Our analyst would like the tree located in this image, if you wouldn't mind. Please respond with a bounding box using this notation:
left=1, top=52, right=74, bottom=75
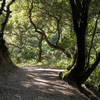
left=64, top=0, right=100, bottom=86
left=25, top=0, right=100, bottom=86
left=1, top=0, right=100, bottom=87
left=27, top=0, right=72, bottom=58
left=0, top=0, right=17, bottom=73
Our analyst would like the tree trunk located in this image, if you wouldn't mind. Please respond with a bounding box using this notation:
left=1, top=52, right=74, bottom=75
left=63, top=0, right=91, bottom=85
left=0, top=0, right=17, bottom=74
left=0, top=39, right=17, bottom=74
left=38, top=35, right=43, bottom=62
left=64, top=31, right=86, bottom=85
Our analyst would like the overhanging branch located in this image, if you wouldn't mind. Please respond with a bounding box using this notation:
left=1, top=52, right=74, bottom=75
left=28, top=1, right=71, bottom=57
left=87, top=13, right=100, bottom=67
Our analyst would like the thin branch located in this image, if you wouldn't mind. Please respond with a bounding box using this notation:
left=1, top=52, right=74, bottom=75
left=0, top=0, right=6, bottom=15
left=0, top=0, right=15, bottom=38
left=1, top=0, right=15, bottom=33
left=28, top=1, right=71, bottom=57
left=37, top=6, right=62, bottom=45
left=56, top=17, right=62, bottom=45
left=83, top=52, right=100, bottom=83
left=87, top=13, right=100, bottom=67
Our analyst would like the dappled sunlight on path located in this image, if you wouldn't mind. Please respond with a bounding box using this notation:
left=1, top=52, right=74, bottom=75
left=0, top=66, right=88, bottom=100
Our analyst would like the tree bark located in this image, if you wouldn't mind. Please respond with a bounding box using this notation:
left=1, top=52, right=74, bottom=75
left=64, top=32, right=86, bottom=85
left=0, top=39, right=17, bottom=74
left=64, top=0, right=91, bottom=85
left=38, top=35, right=43, bottom=62
left=0, top=0, right=17, bottom=74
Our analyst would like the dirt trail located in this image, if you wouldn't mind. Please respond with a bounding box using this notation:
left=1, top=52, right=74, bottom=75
left=0, top=66, right=88, bottom=100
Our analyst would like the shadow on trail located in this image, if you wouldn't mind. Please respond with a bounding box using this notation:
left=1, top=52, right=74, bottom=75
left=0, top=66, right=88, bottom=100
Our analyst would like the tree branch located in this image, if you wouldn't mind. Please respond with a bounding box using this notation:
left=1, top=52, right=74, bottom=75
left=0, top=0, right=6, bottom=15
left=87, top=13, right=100, bottom=67
left=0, top=0, right=15, bottom=38
left=28, top=1, right=71, bottom=57
left=82, top=52, right=100, bottom=83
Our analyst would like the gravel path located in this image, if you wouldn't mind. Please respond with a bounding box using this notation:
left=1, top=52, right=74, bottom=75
left=0, top=66, right=88, bottom=100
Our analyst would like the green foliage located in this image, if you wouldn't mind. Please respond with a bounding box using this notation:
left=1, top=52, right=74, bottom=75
left=21, top=46, right=38, bottom=59
left=2, top=0, right=100, bottom=88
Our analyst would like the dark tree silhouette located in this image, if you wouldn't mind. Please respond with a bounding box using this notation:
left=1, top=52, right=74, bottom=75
left=64, top=0, right=100, bottom=86
left=0, top=0, right=17, bottom=73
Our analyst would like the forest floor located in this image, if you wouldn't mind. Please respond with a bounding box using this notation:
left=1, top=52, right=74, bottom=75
left=0, top=66, right=99, bottom=100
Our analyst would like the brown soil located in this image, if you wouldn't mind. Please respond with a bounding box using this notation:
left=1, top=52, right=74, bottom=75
left=0, top=66, right=92, bottom=100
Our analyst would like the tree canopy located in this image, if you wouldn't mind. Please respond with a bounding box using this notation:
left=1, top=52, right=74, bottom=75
left=0, top=0, right=100, bottom=90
